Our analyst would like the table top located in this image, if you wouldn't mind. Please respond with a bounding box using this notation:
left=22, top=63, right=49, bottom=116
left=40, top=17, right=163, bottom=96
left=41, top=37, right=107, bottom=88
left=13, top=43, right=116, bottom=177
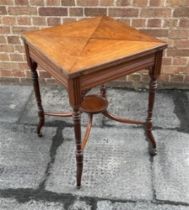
left=23, top=16, right=167, bottom=78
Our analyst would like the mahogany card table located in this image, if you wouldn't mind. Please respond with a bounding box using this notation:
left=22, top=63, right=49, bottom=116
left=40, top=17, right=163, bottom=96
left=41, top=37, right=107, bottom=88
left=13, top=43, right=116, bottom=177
left=22, top=16, right=167, bottom=188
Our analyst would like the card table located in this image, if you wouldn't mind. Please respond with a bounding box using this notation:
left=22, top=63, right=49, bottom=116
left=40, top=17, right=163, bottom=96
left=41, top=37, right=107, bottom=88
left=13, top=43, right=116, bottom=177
left=22, top=16, right=167, bottom=188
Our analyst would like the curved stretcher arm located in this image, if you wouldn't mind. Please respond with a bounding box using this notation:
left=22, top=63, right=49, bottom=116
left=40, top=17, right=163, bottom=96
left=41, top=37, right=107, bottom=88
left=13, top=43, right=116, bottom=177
left=102, top=110, right=145, bottom=125
left=44, top=112, right=73, bottom=117
left=81, top=113, right=93, bottom=150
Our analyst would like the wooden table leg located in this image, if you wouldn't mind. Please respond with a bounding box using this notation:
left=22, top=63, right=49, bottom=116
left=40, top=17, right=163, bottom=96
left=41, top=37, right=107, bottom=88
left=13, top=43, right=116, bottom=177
left=24, top=42, right=45, bottom=137
left=68, top=79, right=83, bottom=188
left=31, top=65, right=45, bottom=137
left=146, top=73, right=157, bottom=156
left=73, top=108, right=83, bottom=188
left=146, top=51, right=163, bottom=156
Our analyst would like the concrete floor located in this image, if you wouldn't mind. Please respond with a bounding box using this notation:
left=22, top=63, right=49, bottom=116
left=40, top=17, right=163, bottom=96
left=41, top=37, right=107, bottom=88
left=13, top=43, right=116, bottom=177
left=0, top=85, right=189, bottom=210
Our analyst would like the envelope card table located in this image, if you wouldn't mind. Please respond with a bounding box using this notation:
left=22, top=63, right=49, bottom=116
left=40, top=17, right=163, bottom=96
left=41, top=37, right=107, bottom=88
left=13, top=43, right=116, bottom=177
left=22, top=16, right=167, bottom=188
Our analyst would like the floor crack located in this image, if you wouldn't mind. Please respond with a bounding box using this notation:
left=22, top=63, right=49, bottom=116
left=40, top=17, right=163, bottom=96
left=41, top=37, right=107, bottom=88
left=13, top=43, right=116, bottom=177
left=1, top=188, right=189, bottom=207
left=172, top=90, right=189, bottom=134
left=38, top=121, right=65, bottom=191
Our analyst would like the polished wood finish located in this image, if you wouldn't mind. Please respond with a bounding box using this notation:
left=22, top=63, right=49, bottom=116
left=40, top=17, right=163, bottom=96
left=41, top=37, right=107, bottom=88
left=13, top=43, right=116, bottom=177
left=24, top=43, right=45, bottom=137
left=22, top=16, right=166, bottom=79
left=146, top=51, right=163, bottom=156
left=23, top=16, right=167, bottom=188
left=80, top=54, right=155, bottom=90
left=80, top=95, right=108, bottom=114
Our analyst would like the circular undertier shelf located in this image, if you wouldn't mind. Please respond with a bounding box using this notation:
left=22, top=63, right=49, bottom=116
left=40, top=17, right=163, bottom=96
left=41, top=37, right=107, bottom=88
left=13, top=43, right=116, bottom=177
left=80, top=94, right=108, bottom=114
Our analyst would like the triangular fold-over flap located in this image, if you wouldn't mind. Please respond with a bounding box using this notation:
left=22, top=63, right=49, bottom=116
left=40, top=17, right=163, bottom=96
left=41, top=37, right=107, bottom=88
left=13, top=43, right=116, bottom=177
left=92, top=16, right=162, bottom=43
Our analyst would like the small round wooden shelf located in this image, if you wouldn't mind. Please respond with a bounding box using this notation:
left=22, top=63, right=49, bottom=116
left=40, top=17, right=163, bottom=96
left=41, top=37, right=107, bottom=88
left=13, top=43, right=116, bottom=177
left=80, top=94, right=108, bottom=114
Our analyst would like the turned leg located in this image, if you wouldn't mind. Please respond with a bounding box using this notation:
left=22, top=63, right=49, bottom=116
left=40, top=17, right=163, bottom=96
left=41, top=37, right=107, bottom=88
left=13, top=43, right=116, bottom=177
left=146, top=73, right=157, bottom=156
left=73, top=109, right=83, bottom=188
left=30, top=63, right=45, bottom=137
left=100, top=84, right=106, bottom=98
left=146, top=51, right=163, bottom=156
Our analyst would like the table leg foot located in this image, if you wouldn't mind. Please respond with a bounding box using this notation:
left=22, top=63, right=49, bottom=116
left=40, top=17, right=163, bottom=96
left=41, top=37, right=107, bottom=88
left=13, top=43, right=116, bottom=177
left=76, top=152, right=83, bottom=188
left=37, top=111, right=45, bottom=137
left=149, top=146, right=157, bottom=156
left=146, top=65, right=159, bottom=157
left=30, top=62, right=45, bottom=138
left=147, top=132, right=157, bottom=156
left=146, top=123, right=157, bottom=156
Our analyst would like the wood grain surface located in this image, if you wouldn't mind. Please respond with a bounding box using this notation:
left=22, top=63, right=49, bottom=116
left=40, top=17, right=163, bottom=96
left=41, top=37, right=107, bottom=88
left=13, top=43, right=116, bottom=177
left=22, top=16, right=167, bottom=78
